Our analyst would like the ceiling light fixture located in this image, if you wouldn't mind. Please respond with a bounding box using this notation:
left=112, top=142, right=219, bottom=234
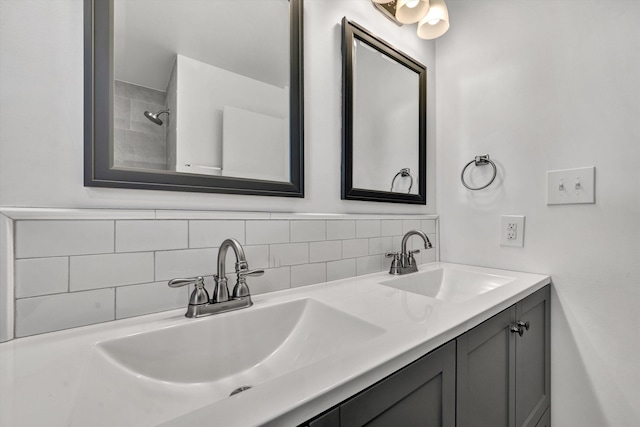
left=371, top=0, right=450, bottom=40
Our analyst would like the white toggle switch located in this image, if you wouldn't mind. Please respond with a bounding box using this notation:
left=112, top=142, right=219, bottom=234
left=547, top=167, right=595, bottom=205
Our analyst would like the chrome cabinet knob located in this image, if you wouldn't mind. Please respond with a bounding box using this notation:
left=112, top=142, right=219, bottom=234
left=510, top=321, right=531, bottom=337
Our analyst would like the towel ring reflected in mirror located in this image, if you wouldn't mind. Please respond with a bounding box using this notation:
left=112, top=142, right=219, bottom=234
left=390, top=168, right=413, bottom=193
left=460, top=154, right=497, bottom=190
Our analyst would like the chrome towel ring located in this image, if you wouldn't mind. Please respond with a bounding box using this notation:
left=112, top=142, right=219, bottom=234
left=461, top=154, right=497, bottom=190
left=390, top=168, right=413, bottom=193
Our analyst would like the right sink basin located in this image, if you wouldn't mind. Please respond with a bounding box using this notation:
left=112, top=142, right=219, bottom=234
left=379, top=266, right=515, bottom=303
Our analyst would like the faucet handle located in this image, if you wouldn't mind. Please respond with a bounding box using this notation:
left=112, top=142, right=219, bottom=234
left=385, top=252, right=401, bottom=275
left=237, top=268, right=265, bottom=278
left=168, top=276, right=210, bottom=306
left=407, top=250, right=421, bottom=267
left=168, top=276, right=205, bottom=288
left=232, top=268, right=264, bottom=298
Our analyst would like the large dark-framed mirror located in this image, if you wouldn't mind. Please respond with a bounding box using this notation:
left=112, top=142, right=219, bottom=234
left=341, top=18, right=426, bottom=205
left=84, top=0, right=304, bottom=197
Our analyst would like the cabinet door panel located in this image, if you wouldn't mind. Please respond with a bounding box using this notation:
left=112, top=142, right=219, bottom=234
left=516, top=286, right=551, bottom=427
left=340, top=341, right=455, bottom=427
left=457, top=307, right=516, bottom=427
left=308, top=407, right=340, bottom=427
left=366, top=374, right=442, bottom=426
left=534, top=407, right=550, bottom=427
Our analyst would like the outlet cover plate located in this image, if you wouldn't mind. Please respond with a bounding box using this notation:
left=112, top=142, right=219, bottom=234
left=500, top=215, right=525, bottom=247
left=547, top=167, right=595, bottom=205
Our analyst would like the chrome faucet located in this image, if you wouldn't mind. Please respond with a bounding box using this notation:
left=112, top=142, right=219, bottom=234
left=168, top=238, right=264, bottom=318
left=386, top=229, right=433, bottom=275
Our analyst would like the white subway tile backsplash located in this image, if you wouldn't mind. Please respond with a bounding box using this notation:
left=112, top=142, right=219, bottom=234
left=155, top=248, right=218, bottom=280
left=116, top=220, right=188, bottom=252
left=242, top=245, right=270, bottom=269
left=381, top=220, right=403, bottom=236
left=368, top=237, right=394, bottom=255
left=15, top=289, right=114, bottom=337
left=327, top=259, right=356, bottom=282
left=356, top=220, right=381, bottom=238
left=291, top=220, right=326, bottom=242
left=189, top=220, right=245, bottom=248
left=357, top=255, right=382, bottom=276
left=421, top=219, right=437, bottom=234
left=402, top=219, right=422, bottom=234
left=392, top=235, right=403, bottom=249
left=116, top=282, right=187, bottom=319
left=246, top=221, right=289, bottom=245
left=291, top=263, right=326, bottom=287
left=342, top=239, right=369, bottom=259
left=70, top=252, right=154, bottom=291
left=15, top=257, right=68, bottom=298
left=249, top=267, right=290, bottom=295
left=421, top=247, right=437, bottom=264
left=270, top=243, right=308, bottom=267
left=15, top=220, right=114, bottom=258
left=310, top=240, right=341, bottom=263
left=326, top=220, right=356, bottom=240
left=8, top=211, right=438, bottom=338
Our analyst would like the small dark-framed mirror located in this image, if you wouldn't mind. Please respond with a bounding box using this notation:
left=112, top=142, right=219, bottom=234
left=84, top=0, right=304, bottom=197
left=341, top=18, right=426, bottom=204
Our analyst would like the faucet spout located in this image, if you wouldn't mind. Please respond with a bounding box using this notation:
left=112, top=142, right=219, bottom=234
left=401, top=230, right=432, bottom=254
left=217, top=238, right=247, bottom=281
left=214, top=238, right=247, bottom=302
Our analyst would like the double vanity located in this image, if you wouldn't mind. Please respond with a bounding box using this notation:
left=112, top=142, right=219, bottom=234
left=0, top=257, right=550, bottom=427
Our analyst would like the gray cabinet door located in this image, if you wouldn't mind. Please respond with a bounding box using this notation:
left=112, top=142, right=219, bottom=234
left=340, top=340, right=456, bottom=427
left=456, top=306, right=516, bottom=427
left=457, top=285, right=551, bottom=427
left=308, top=408, right=340, bottom=427
left=534, top=407, right=550, bottom=427
left=516, top=286, right=551, bottom=427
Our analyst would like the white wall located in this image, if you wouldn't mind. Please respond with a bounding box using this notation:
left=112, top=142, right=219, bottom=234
left=436, top=1, right=640, bottom=426
left=0, top=0, right=436, bottom=214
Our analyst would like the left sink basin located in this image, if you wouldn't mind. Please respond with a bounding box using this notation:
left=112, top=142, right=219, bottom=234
left=98, top=298, right=384, bottom=385
left=70, top=298, right=384, bottom=426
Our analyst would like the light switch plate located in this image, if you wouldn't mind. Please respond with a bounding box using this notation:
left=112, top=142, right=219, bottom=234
left=547, top=167, right=595, bottom=205
left=500, top=215, right=525, bottom=247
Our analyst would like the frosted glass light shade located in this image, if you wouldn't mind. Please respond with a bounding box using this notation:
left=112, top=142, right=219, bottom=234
left=396, top=0, right=430, bottom=24
left=417, top=0, right=449, bottom=39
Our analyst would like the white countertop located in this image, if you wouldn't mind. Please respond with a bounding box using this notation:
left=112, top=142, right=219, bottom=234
left=0, top=262, right=549, bottom=427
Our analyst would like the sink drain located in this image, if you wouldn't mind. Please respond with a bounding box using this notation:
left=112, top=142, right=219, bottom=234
left=229, top=385, right=253, bottom=396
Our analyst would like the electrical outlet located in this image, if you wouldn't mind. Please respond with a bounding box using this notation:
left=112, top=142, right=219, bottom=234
left=501, top=215, right=525, bottom=247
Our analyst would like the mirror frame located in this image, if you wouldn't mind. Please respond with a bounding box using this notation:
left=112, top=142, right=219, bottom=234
left=84, top=0, right=304, bottom=197
left=341, top=18, right=426, bottom=205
